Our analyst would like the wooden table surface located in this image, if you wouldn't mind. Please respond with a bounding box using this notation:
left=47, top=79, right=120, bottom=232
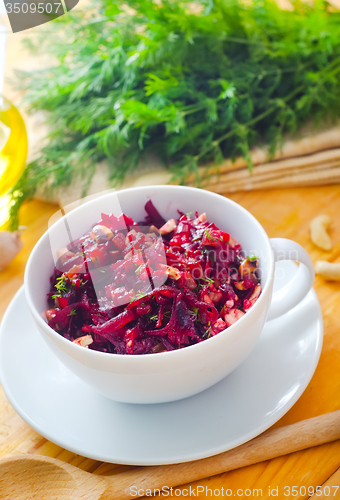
left=1, top=186, right=340, bottom=499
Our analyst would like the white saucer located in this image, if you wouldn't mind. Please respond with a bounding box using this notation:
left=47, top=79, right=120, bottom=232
left=0, top=261, right=323, bottom=466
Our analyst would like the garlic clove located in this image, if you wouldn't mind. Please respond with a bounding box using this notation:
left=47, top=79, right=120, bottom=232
left=0, top=231, right=23, bottom=271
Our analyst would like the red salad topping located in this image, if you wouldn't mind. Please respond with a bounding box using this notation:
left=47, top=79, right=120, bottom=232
left=45, top=202, right=261, bottom=354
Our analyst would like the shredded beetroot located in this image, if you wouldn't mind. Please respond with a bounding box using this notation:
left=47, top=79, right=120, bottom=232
left=46, top=202, right=262, bottom=354
left=91, top=309, right=138, bottom=335
left=143, top=200, right=166, bottom=228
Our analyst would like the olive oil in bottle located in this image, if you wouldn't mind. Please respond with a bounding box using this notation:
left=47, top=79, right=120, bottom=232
left=0, top=97, right=28, bottom=229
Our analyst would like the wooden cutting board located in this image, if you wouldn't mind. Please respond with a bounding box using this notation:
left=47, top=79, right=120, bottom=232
left=1, top=185, right=340, bottom=499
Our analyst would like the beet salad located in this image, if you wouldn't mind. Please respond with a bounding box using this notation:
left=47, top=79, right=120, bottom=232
left=45, top=201, right=262, bottom=355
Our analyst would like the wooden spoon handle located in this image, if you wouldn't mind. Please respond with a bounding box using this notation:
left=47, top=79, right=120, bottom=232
left=102, top=410, right=340, bottom=500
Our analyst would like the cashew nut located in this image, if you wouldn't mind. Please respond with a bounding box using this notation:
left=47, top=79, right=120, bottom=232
left=159, top=218, right=177, bottom=235
left=315, top=260, right=340, bottom=281
left=73, top=335, right=94, bottom=348
left=91, top=224, right=114, bottom=242
left=310, top=215, right=332, bottom=250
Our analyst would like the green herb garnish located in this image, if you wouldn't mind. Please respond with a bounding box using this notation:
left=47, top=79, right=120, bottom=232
left=9, top=0, right=340, bottom=228
left=192, top=234, right=203, bottom=242
left=135, top=264, right=143, bottom=274
left=56, top=275, right=68, bottom=291
left=200, top=276, right=215, bottom=287
left=204, top=229, right=216, bottom=242
left=130, top=290, right=149, bottom=301
left=52, top=274, right=69, bottom=298
left=203, top=322, right=212, bottom=339
left=150, top=311, right=171, bottom=322
left=67, top=309, right=77, bottom=317
left=246, top=255, right=258, bottom=262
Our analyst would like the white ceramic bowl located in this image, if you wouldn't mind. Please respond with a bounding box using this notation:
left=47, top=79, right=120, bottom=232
left=24, top=186, right=315, bottom=404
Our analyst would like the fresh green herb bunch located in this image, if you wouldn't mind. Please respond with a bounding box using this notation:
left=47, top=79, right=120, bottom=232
left=10, top=0, right=340, bottom=227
